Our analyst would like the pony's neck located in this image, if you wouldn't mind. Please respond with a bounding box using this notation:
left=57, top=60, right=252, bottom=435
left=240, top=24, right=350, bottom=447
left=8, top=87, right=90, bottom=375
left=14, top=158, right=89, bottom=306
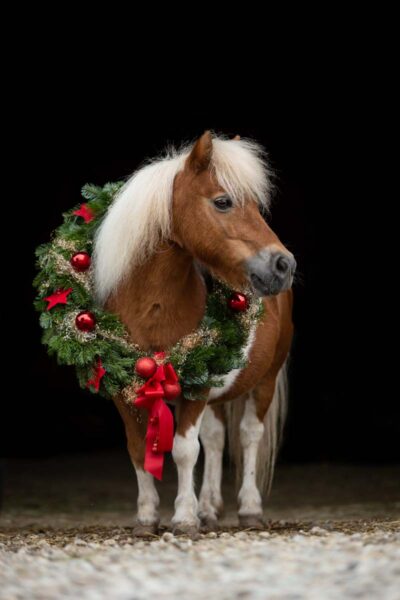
left=107, top=242, right=206, bottom=351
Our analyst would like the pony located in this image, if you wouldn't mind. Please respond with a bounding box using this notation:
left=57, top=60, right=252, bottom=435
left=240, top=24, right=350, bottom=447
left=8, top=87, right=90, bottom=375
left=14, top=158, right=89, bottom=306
left=94, top=131, right=296, bottom=535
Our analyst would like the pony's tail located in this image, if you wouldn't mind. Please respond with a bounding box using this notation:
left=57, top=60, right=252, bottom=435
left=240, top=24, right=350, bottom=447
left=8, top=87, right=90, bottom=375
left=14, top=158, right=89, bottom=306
left=226, top=362, right=288, bottom=496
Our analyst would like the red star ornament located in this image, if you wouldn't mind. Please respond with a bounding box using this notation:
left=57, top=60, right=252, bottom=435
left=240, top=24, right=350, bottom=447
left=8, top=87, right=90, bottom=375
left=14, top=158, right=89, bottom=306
left=44, top=288, right=73, bottom=311
left=87, top=358, right=106, bottom=392
left=73, top=203, right=95, bottom=223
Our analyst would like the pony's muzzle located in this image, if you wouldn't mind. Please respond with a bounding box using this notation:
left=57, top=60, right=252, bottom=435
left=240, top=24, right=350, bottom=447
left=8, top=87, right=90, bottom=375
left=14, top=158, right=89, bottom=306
left=246, top=248, right=296, bottom=297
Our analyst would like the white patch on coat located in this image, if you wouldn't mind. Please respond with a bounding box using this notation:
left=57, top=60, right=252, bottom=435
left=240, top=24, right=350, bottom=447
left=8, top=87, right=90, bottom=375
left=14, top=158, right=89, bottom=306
left=208, top=324, right=257, bottom=400
left=198, top=406, right=225, bottom=521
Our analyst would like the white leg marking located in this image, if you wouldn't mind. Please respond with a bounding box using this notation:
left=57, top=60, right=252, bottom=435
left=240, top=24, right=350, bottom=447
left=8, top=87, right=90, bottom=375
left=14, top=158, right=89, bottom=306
left=238, top=394, right=264, bottom=517
left=172, top=412, right=204, bottom=527
left=199, top=406, right=225, bottom=522
left=134, top=467, right=160, bottom=526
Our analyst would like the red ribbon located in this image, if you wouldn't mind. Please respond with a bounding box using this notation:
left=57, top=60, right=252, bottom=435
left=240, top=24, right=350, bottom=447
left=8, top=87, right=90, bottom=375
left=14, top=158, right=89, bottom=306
left=134, top=358, right=177, bottom=480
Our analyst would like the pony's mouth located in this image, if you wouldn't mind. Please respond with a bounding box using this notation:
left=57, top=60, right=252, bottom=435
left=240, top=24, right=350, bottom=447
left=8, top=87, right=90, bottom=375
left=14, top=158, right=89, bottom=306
left=250, top=273, right=287, bottom=297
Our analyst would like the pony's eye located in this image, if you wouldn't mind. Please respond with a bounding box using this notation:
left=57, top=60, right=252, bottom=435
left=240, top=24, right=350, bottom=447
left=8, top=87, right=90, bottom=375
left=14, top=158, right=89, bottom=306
left=213, top=196, right=233, bottom=211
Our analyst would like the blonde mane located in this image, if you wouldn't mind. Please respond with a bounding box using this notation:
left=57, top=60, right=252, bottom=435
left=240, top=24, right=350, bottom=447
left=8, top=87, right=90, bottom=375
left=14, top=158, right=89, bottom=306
left=94, top=135, right=272, bottom=304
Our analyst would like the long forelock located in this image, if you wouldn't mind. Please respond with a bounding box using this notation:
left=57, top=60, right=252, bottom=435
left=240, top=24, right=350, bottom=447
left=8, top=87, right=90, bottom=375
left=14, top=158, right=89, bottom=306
left=212, top=137, right=271, bottom=206
left=94, top=135, right=271, bottom=303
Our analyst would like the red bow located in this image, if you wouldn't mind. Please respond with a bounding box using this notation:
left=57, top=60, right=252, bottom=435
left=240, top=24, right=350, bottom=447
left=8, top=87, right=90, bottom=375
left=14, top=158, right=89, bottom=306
left=134, top=360, right=177, bottom=480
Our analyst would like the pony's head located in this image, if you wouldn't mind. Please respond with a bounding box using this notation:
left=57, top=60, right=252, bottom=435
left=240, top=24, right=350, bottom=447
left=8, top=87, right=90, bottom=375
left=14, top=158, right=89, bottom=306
left=171, top=131, right=296, bottom=296
left=94, top=132, right=296, bottom=303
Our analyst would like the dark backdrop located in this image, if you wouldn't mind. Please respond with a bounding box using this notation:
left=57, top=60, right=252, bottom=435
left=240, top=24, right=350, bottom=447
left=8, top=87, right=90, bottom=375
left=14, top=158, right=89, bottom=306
left=3, top=94, right=397, bottom=463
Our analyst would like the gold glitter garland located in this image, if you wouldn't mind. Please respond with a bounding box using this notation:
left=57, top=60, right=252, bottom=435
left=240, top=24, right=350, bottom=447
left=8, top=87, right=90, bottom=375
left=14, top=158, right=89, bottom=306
left=58, top=308, right=141, bottom=351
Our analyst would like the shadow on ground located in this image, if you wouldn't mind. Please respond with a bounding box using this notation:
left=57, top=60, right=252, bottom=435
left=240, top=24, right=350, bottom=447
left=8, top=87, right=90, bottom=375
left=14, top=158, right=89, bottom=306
left=1, top=450, right=399, bottom=536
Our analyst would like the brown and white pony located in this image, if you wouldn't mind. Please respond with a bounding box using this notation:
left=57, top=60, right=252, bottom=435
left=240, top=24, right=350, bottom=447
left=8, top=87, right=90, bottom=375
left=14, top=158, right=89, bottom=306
left=94, top=132, right=296, bottom=535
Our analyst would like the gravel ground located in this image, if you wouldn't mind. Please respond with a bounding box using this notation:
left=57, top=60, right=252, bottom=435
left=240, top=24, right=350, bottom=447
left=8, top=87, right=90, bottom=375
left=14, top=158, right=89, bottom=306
left=1, top=523, right=399, bottom=600
left=1, top=453, right=399, bottom=599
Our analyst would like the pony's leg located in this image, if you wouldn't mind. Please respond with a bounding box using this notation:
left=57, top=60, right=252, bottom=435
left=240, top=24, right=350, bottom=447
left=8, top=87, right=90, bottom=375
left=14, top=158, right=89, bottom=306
left=238, top=392, right=264, bottom=527
left=113, top=396, right=160, bottom=535
left=172, top=398, right=207, bottom=535
left=238, top=374, right=277, bottom=528
left=198, top=404, right=225, bottom=530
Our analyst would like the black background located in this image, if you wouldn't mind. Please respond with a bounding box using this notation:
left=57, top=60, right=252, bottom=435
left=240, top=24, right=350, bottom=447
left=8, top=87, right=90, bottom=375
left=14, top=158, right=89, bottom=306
left=3, top=68, right=397, bottom=464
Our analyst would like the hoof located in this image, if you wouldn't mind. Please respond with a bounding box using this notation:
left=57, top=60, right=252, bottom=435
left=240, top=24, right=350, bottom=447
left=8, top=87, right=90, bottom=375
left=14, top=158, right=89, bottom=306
left=239, top=515, right=265, bottom=530
left=172, top=523, right=201, bottom=539
left=133, top=522, right=159, bottom=537
left=200, top=517, right=219, bottom=533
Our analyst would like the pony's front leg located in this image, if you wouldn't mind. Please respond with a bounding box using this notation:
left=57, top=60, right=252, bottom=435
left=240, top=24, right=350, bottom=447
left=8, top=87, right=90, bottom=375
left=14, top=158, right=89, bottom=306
left=113, top=396, right=160, bottom=536
left=172, top=398, right=207, bottom=535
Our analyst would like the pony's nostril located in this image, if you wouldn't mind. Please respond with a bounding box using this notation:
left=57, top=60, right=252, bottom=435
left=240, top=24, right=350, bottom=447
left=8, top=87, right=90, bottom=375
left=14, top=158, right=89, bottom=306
left=275, top=256, right=290, bottom=274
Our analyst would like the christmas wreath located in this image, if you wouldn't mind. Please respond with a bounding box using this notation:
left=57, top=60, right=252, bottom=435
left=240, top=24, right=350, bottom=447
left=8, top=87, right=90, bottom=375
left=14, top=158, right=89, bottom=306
left=34, top=182, right=264, bottom=404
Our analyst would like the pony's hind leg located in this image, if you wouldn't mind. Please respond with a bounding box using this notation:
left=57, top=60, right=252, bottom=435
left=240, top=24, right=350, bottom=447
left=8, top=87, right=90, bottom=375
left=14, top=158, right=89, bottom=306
left=113, top=395, right=160, bottom=536
left=238, top=372, right=280, bottom=528
left=198, top=404, right=225, bottom=531
left=172, top=398, right=207, bottom=536
left=238, top=392, right=265, bottom=528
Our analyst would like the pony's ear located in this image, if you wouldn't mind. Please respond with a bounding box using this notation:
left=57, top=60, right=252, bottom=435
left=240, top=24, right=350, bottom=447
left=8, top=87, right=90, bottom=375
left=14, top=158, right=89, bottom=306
left=187, top=131, right=213, bottom=172
left=233, top=134, right=241, bottom=141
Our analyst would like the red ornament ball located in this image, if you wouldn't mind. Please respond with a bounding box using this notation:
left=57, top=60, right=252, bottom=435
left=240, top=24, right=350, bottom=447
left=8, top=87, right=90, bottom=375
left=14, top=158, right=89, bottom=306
left=75, top=310, right=96, bottom=332
left=228, top=292, right=249, bottom=312
left=135, top=357, right=157, bottom=379
left=163, top=381, right=181, bottom=401
left=70, top=251, right=91, bottom=272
